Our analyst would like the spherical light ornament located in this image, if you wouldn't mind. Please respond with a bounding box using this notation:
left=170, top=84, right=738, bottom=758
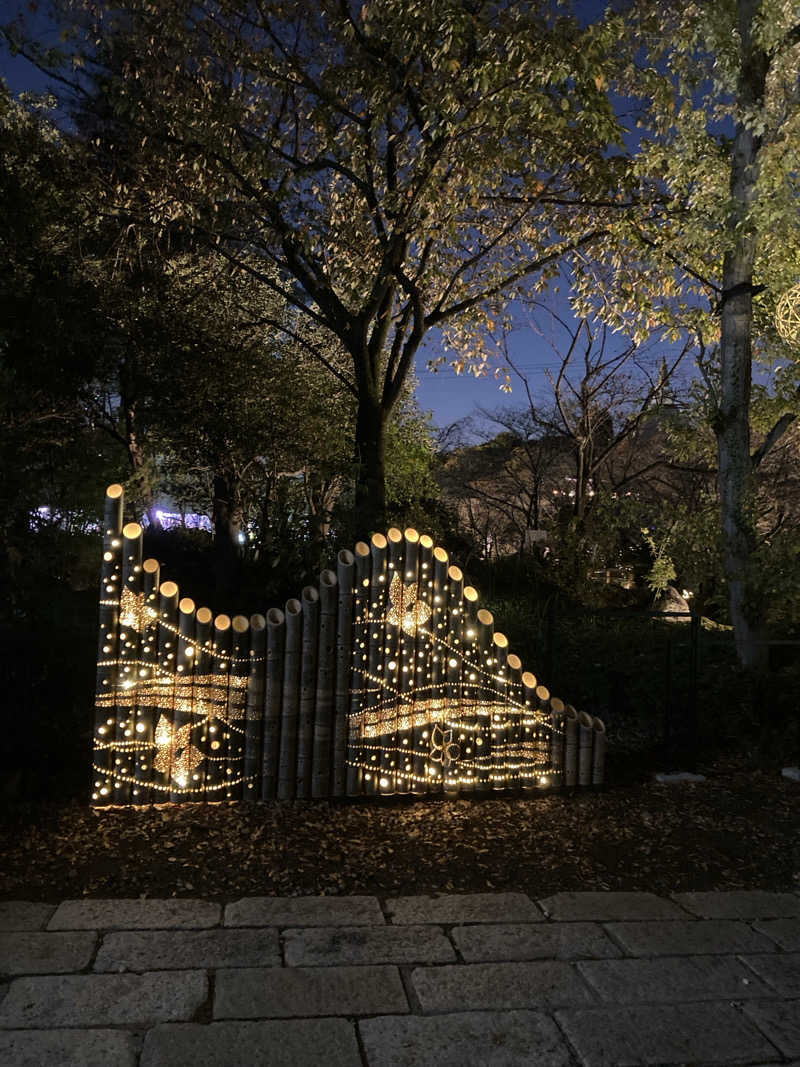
left=775, top=283, right=800, bottom=348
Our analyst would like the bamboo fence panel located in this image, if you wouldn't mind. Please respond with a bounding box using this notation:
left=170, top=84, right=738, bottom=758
left=277, top=599, right=302, bottom=799
left=262, top=607, right=285, bottom=800
left=244, top=614, right=266, bottom=803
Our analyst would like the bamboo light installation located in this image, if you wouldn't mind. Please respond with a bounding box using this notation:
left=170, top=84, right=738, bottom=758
left=92, top=485, right=607, bottom=804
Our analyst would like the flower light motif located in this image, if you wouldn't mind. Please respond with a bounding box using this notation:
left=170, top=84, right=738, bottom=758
left=430, top=723, right=460, bottom=768
left=775, top=283, right=800, bottom=348
left=153, top=714, right=204, bottom=785
left=385, top=572, right=431, bottom=634
left=119, top=587, right=154, bottom=632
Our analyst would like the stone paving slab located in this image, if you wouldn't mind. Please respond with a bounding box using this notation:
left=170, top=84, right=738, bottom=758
left=0, top=1028, right=139, bottom=1067
left=386, top=893, right=542, bottom=925
left=411, top=960, right=594, bottom=1013
left=359, top=1010, right=573, bottom=1067
left=577, top=955, right=774, bottom=1002
left=741, top=953, right=800, bottom=995
left=672, top=891, right=800, bottom=919
left=283, top=925, right=456, bottom=966
left=0, top=932, right=97, bottom=975
left=225, top=896, right=384, bottom=927
left=0, top=970, right=208, bottom=1028
left=214, top=965, right=408, bottom=1019
left=604, top=919, right=776, bottom=956
left=0, top=902, right=55, bottom=932
left=743, top=999, right=800, bottom=1059
left=754, top=918, right=800, bottom=950
left=539, top=892, right=687, bottom=921
left=452, top=922, right=621, bottom=962
left=556, top=1002, right=777, bottom=1066
left=141, top=1019, right=362, bottom=1066
left=48, top=898, right=221, bottom=930
left=93, top=927, right=280, bottom=973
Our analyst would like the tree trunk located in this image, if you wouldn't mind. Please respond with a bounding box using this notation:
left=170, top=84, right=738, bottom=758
left=353, top=394, right=386, bottom=536
left=717, top=0, right=768, bottom=671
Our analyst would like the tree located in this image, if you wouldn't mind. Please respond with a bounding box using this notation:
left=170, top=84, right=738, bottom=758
left=6, top=0, right=628, bottom=532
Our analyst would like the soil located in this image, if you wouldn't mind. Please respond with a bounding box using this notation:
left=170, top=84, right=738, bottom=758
left=1, top=757, right=797, bottom=901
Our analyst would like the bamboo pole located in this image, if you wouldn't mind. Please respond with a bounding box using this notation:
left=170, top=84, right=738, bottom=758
left=243, top=614, right=266, bottom=803
left=405, top=533, right=433, bottom=794
left=152, top=580, right=179, bottom=798
left=505, top=652, right=523, bottom=792
left=393, top=527, right=420, bottom=796
left=549, top=696, right=566, bottom=788
left=262, top=607, right=285, bottom=800
left=564, top=704, right=579, bottom=788
left=193, top=606, right=213, bottom=800
left=521, top=670, right=539, bottom=791
left=414, top=545, right=448, bottom=792
left=332, top=549, right=354, bottom=797
left=205, top=614, right=231, bottom=799
left=312, top=570, right=338, bottom=797
left=535, top=684, right=552, bottom=787
left=475, top=607, right=495, bottom=790
left=131, top=556, right=160, bottom=805
left=93, top=483, right=124, bottom=805
left=437, top=563, right=463, bottom=796
left=226, top=614, right=251, bottom=801
left=347, top=541, right=371, bottom=797
left=380, top=528, right=404, bottom=796
left=363, top=533, right=387, bottom=797
left=490, top=632, right=509, bottom=792
left=277, top=598, right=302, bottom=799
left=458, top=585, right=480, bottom=794
left=295, top=586, right=320, bottom=799
left=115, top=521, right=144, bottom=805
left=169, top=596, right=197, bottom=802
left=578, top=710, right=594, bottom=786
left=592, top=716, right=606, bottom=786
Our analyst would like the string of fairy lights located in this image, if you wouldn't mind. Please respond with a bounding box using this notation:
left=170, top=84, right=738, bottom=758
left=93, top=487, right=573, bottom=805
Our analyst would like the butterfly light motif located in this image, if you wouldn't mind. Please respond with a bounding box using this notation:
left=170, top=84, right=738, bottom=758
left=430, top=723, right=460, bottom=768
left=385, top=572, right=432, bottom=635
left=153, top=714, right=205, bottom=786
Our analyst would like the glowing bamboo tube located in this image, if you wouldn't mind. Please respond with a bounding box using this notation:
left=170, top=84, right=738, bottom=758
left=521, top=670, right=539, bottom=790
left=261, top=607, right=285, bottom=799
left=312, top=570, right=338, bottom=797
left=332, top=550, right=354, bottom=797
left=564, top=704, right=579, bottom=787
left=592, top=716, right=606, bottom=786
left=277, top=598, right=302, bottom=799
left=491, top=632, right=509, bottom=792
left=152, top=580, right=179, bottom=796
left=506, top=652, right=523, bottom=792
left=226, top=614, right=251, bottom=800
left=169, top=596, right=197, bottom=802
left=347, top=541, right=371, bottom=796
left=93, top=483, right=125, bottom=805
left=131, top=557, right=160, bottom=804
left=380, top=528, right=404, bottom=796
left=578, top=710, right=593, bottom=786
left=433, top=562, right=461, bottom=796
left=115, top=521, right=143, bottom=805
left=295, top=586, right=320, bottom=799
left=193, top=606, right=213, bottom=798
left=458, top=585, right=480, bottom=794
left=206, top=613, right=231, bottom=797
left=475, top=607, right=495, bottom=789
left=418, top=545, right=449, bottom=793
left=243, top=614, right=266, bottom=803
left=363, top=533, right=387, bottom=797
left=549, top=696, right=566, bottom=786
left=535, top=684, right=552, bottom=787
left=407, top=533, right=434, bottom=794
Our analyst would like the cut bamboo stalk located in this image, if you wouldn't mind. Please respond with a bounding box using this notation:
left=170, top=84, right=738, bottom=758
left=347, top=541, right=371, bottom=797
left=93, top=483, right=125, bottom=805
left=490, top=632, right=509, bottom=791
left=458, top=585, right=480, bottom=794
left=393, top=527, right=420, bottom=796
left=277, top=598, right=302, bottom=799
left=206, top=613, right=231, bottom=799
left=332, top=550, right=354, bottom=797
left=475, top=607, right=495, bottom=789
left=243, top=614, right=266, bottom=803
left=131, top=557, right=160, bottom=805
left=592, top=716, right=607, bottom=786
left=564, top=704, right=579, bottom=788
left=506, top=652, right=523, bottom=792
left=169, top=597, right=197, bottom=802
left=312, top=569, right=338, bottom=797
left=115, top=521, right=143, bottom=805
left=295, top=586, right=320, bottom=799
left=550, top=696, right=566, bottom=788
left=152, top=580, right=179, bottom=798
left=535, top=684, right=552, bottom=787
left=380, top=528, right=404, bottom=796
left=193, top=606, right=213, bottom=799
left=406, top=533, right=434, bottom=794
left=226, top=614, right=251, bottom=801
left=521, top=670, right=539, bottom=790
left=363, top=533, right=387, bottom=797
left=436, top=563, right=463, bottom=796
left=414, top=545, right=448, bottom=792
left=262, top=607, right=285, bottom=800
left=578, top=710, right=593, bottom=786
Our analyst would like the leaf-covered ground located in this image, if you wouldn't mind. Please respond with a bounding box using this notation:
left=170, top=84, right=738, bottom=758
left=2, top=759, right=797, bottom=901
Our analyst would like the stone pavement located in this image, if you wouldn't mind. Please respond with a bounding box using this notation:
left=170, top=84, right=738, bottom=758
left=1, top=891, right=799, bottom=1066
